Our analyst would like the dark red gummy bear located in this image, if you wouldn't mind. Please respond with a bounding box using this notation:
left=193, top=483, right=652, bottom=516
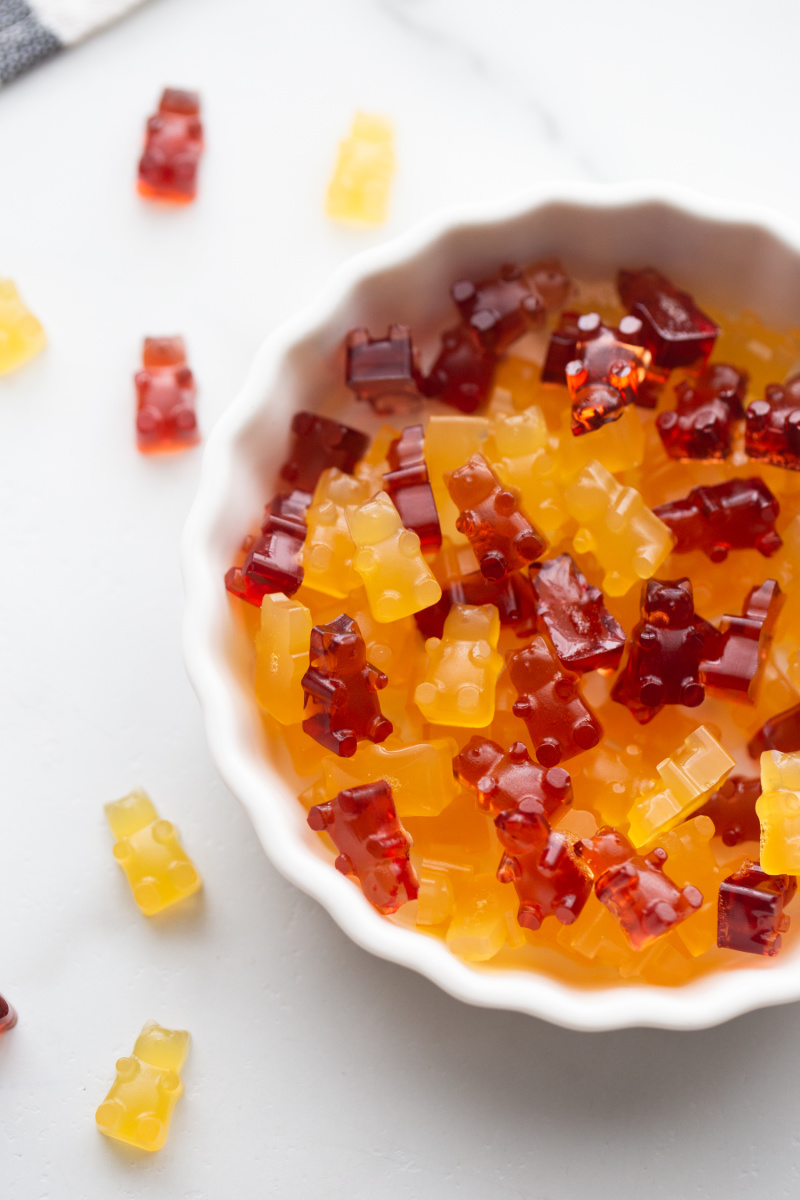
left=656, top=363, right=748, bottom=461
left=533, top=553, right=626, bottom=673
left=307, top=780, right=418, bottom=914
left=717, top=860, right=796, bottom=957
left=653, top=478, right=782, bottom=563
left=345, top=325, right=423, bottom=414
left=541, top=310, right=582, bottom=385
left=700, top=579, right=784, bottom=701
left=451, top=260, right=568, bottom=354
left=495, top=804, right=591, bottom=930
left=745, top=373, right=800, bottom=470
left=748, top=700, right=800, bottom=759
left=611, top=578, right=720, bottom=724
left=617, top=267, right=719, bottom=371
left=565, top=313, right=651, bottom=432
left=279, top=411, right=369, bottom=495
left=446, top=454, right=547, bottom=581
left=135, top=337, right=199, bottom=452
left=453, top=736, right=572, bottom=822
left=137, top=88, right=203, bottom=203
left=697, top=776, right=762, bottom=847
left=225, top=490, right=311, bottom=605
left=301, top=614, right=393, bottom=757
left=414, top=569, right=537, bottom=640
left=576, top=827, right=702, bottom=951
left=382, top=425, right=442, bottom=556
left=423, top=325, right=496, bottom=413
left=0, top=994, right=17, bottom=1034
left=507, top=636, right=603, bottom=766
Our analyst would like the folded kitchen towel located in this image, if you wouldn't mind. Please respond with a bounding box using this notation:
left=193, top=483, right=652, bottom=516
left=0, top=0, right=147, bottom=85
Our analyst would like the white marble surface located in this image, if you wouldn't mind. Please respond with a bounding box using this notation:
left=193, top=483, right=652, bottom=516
left=2, top=0, right=800, bottom=1196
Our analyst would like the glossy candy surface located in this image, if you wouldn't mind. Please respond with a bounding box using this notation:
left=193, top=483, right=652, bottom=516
left=424, top=415, right=489, bottom=545
left=451, top=262, right=550, bottom=354
left=415, top=603, right=504, bottom=727
left=225, top=490, right=310, bottom=604
left=700, top=580, right=784, bottom=701
left=96, top=1022, right=189, bottom=1151
left=105, top=789, right=202, bottom=915
left=302, top=469, right=370, bottom=598
left=565, top=313, right=651, bottom=432
left=137, top=88, right=203, bottom=203
left=346, top=325, right=422, bottom=414
left=507, top=636, right=603, bottom=766
left=533, top=553, right=626, bottom=673
left=656, top=363, right=747, bottom=460
left=383, top=425, right=442, bottom=556
left=446, top=453, right=547, bottom=581
left=617, top=267, right=718, bottom=370
left=347, top=491, right=442, bottom=621
left=698, top=776, right=762, bottom=846
left=0, top=279, right=45, bottom=374
left=496, top=807, right=592, bottom=930
left=748, top=701, right=800, bottom=758
left=717, top=861, right=797, bottom=956
left=135, top=337, right=198, bottom=453
left=454, top=736, right=572, bottom=821
left=301, top=615, right=392, bottom=756
left=314, top=737, right=460, bottom=818
left=326, top=112, right=394, bottom=226
left=423, top=325, right=496, bottom=413
left=745, top=373, right=800, bottom=470
left=280, top=411, right=369, bottom=494
left=653, top=479, right=782, bottom=562
left=254, top=593, right=312, bottom=725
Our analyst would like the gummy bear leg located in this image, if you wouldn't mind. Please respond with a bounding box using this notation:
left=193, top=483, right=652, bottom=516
left=517, top=903, right=544, bottom=931
left=639, top=678, right=664, bottom=707
left=574, top=719, right=601, bottom=751
left=368, top=715, right=393, bottom=744
left=535, top=737, right=563, bottom=767
left=480, top=551, right=508, bottom=582
left=680, top=680, right=704, bottom=707
left=332, top=730, right=359, bottom=757
left=334, top=853, right=354, bottom=876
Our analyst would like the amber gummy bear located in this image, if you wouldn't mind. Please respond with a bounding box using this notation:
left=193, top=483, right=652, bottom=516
left=653, top=479, right=782, bottom=562
left=0, top=279, right=46, bottom=374
left=135, top=337, right=199, bottom=453
left=301, top=614, right=393, bottom=756
left=533, top=553, right=626, bottom=673
left=717, top=861, right=797, bottom=957
left=445, top=454, right=547, bottom=581
left=453, top=736, right=572, bottom=822
left=507, top=636, right=602, bottom=766
left=748, top=700, right=800, bottom=758
left=137, top=88, right=203, bottom=203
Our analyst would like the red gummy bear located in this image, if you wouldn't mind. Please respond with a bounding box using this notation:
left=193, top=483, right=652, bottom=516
left=345, top=325, right=423, bottom=414
left=565, top=313, right=651, bottom=432
left=541, top=310, right=581, bottom=385
left=423, top=325, right=496, bottom=413
left=617, top=267, right=719, bottom=371
left=445, top=454, right=547, bottom=581
left=495, top=804, right=591, bottom=930
left=576, top=827, right=703, bottom=951
left=279, top=411, right=369, bottom=495
left=451, top=260, right=568, bottom=354
left=700, top=579, right=784, bottom=701
left=717, top=860, right=797, bottom=957
left=137, top=88, right=203, bottom=203
left=225, top=490, right=310, bottom=605
left=507, top=636, right=603, bottom=766
left=533, top=553, right=626, bottom=673
left=382, top=425, right=442, bottom=556
left=748, top=700, right=800, bottom=759
left=0, top=995, right=16, bottom=1034
left=301, top=614, right=393, bottom=756
left=655, top=363, right=748, bottom=460
left=135, top=337, right=199, bottom=453
left=453, top=736, right=572, bottom=821
left=697, top=776, right=762, bottom=847
left=611, top=578, right=720, bottom=724
left=652, top=478, right=782, bottom=563
left=414, top=568, right=537, bottom=640
left=307, top=781, right=418, bottom=914
left=745, top=373, right=800, bottom=469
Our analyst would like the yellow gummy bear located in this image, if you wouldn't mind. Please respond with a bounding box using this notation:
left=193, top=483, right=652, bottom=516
left=485, top=401, right=571, bottom=540
left=657, top=816, right=720, bottom=956
left=346, top=491, right=441, bottom=622
left=325, top=112, right=395, bottom=226
left=315, top=736, right=460, bottom=819
left=105, top=789, right=202, bottom=915
left=424, top=415, right=489, bottom=544
left=564, top=459, right=675, bottom=596
left=95, top=1021, right=189, bottom=1152
left=757, top=750, right=800, bottom=874
left=627, top=726, right=734, bottom=849
left=556, top=406, right=645, bottom=482
left=302, top=469, right=370, bottom=598
left=444, top=871, right=524, bottom=961
left=254, top=592, right=312, bottom=725
left=415, top=603, right=503, bottom=727
left=0, top=279, right=46, bottom=375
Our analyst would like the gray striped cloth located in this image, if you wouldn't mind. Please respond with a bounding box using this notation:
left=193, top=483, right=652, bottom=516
left=0, top=0, right=146, bottom=85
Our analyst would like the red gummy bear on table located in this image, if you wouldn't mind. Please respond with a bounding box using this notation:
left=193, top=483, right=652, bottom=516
left=655, top=363, right=748, bottom=460
left=0, top=994, right=17, bottom=1034
left=717, top=860, right=797, bottom=957
left=653, top=478, right=782, bottom=563
left=745, top=373, right=800, bottom=469
left=450, top=260, right=569, bottom=354
left=611, top=578, right=720, bottom=725
left=564, top=313, right=651, bottom=431
left=700, top=579, right=784, bottom=701
left=279, top=411, right=369, bottom=495
left=382, top=425, right=442, bottom=556
left=301, top=614, right=393, bottom=757
left=135, top=337, right=199, bottom=453
left=414, top=568, right=537, bottom=640
left=576, top=827, right=703, bottom=951
left=532, top=553, right=626, bottom=674
left=445, top=454, right=547, bottom=581
left=345, top=325, right=424, bottom=414
left=423, top=325, right=496, bottom=413
left=225, top=489, right=310, bottom=605
left=617, top=267, right=719, bottom=372
left=748, top=700, right=800, bottom=759
left=507, top=636, right=603, bottom=766
left=453, top=736, right=572, bottom=822
left=494, top=804, right=592, bottom=931
left=307, top=781, right=418, bottom=914
left=137, top=88, right=203, bottom=204
left=697, top=776, right=762, bottom=847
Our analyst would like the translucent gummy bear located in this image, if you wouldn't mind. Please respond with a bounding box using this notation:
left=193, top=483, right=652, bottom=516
left=135, top=336, right=199, bottom=453
left=0, top=279, right=45, bottom=374
left=757, top=750, right=800, bottom=874
left=302, top=469, right=370, bottom=597
left=485, top=404, right=570, bottom=540
left=137, top=88, right=203, bottom=204
left=424, top=415, right=489, bottom=545
left=627, top=727, right=735, bottom=849
left=415, top=603, right=504, bottom=727
left=325, top=112, right=395, bottom=226
left=445, top=453, right=547, bottom=581
left=346, top=491, right=442, bottom=622
left=315, top=737, right=460, bottom=819
left=105, top=790, right=202, bottom=915
left=657, top=815, right=720, bottom=956
left=254, top=593, right=312, bottom=725
left=96, top=1021, right=190, bottom=1151
left=444, top=872, right=524, bottom=961
left=301, top=614, right=393, bottom=756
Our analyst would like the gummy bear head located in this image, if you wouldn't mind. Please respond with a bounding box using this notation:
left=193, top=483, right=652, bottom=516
left=642, top=578, right=694, bottom=628
left=347, top=492, right=402, bottom=545
left=441, top=602, right=498, bottom=646
left=311, top=614, right=367, bottom=675
left=506, top=636, right=561, bottom=692
left=453, top=736, right=504, bottom=789
left=445, top=454, right=497, bottom=510
left=494, top=802, right=549, bottom=853
left=575, top=826, right=635, bottom=875
left=133, top=1021, right=190, bottom=1071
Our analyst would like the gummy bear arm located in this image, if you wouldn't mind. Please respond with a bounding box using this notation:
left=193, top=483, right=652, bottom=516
left=367, top=664, right=389, bottom=691
left=353, top=547, right=379, bottom=574
left=512, top=697, right=532, bottom=717
left=301, top=669, right=346, bottom=703
left=398, top=528, right=422, bottom=556
left=497, top=853, right=520, bottom=883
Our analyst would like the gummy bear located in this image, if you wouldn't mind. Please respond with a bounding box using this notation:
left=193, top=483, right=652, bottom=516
left=617, top=267, right=719, bottom=371
left=655, top=363, right=748, bottom=460
left=564, top=460, right=674, bottom=597
left=756, top=749, right=800, bottom=874
left=698, top=776, right=762, bottom=846
left=415, top=603, right=504, bottom=727
left=134, top=337, right=199, bottom=453
left=486, top=403, right=570, bottom=541
left=533, top=553, right=626, bottom=674
left=451, top=261, right=555, bottom=354
left=541, top=310, right=582, bottom=385
left=576, top=827, right=703, bottom=951
left=453, top=736, right=572, bottom=822
left=316, top=737, right=460, bottom=819
left=105, top=789, right=202, bottom=915
left=748, top=700, right=800, bottom=758
left=507, top=636, right=603, bottom=766
left=279, top=411, right=369, bottom=495
left=423, top=325, right=496, bottom=413
left=745, top=373, right=800, bottom=470
left=0, top=279, right=46, bottom=374
left=717, top=860, right=796, bottom=957
left=565, top=313, right=651, bottom=432
left=382, top=425, right=442, bottom=557
left=225, top=490, right=310, bottom=605
left=657, top=815, right=721, bottom=957
left=346, top=326, right=423, bottom=414
left=302, top=469, right=370, bottom=597
left=495, top=805, right=592, bottom=930
left=652, top=478, right=782, bottom=562
left=0, top=995, right=17, bottom=1033
left=96, top=1021, right=190, bottom=1151
left=700, top=579, right=784, bottom=701
left=137, top=88, right=203, bottom=203
left=325, top=112, right=394, bottom=226
left=445, top=453, right=547, bottom=581
left=307, top=780, right=417, bottom=912
left=424, top=415, right=489, bottom=545
left=415, top=554, right=537, bottom=641
left=346, top=491, right=442, bottom=621
left=443, top=871, right=524, bottom=961
left=301, top=614, right=392, bottom=756
left=254, top=593, right=312, bottom=725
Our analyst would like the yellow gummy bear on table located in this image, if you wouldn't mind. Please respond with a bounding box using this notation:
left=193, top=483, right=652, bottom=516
left=325, top=112, right=395, bottom=226
left=346, top=491, right=441, bottom=622
left=563, top=459, right=675, bottom=596
left=313, top=736, right=460, bottom=819
left=757, top=750, right=800, bottom=874
left=414, top=603, right=503, bottom=727
left=424, top=415, right=489, bottom=545
left=95, top=1021, right=189, bottom=1152
left=254, top=592, right=312, bottom=725
left=485, top=398, right=571, bottom=541
left=0, top=279, right=46, bottom=375
left=626, top=726, right=734, bottom=849
left=105, top=789, right=202, bottom=915
left=302, top=469, right=370, bottom=598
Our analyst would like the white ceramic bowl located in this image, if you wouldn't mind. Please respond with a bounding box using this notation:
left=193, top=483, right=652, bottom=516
left=182, top=181, right=800, bottom=1031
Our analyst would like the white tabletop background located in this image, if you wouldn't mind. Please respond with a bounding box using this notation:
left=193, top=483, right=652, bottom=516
left=2, top=0, right=800, bottom=1195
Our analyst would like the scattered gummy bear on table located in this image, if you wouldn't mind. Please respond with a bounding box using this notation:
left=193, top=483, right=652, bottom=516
left=224, top=256, right=800, bottom=987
